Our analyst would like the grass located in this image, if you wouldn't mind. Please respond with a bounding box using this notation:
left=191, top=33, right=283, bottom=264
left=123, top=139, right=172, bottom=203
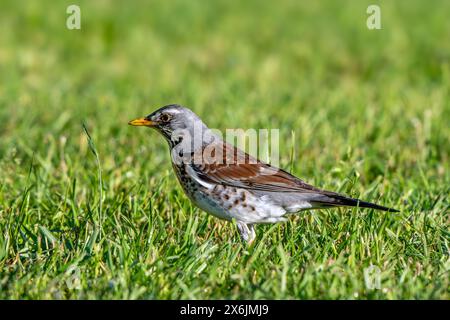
left=0, top=0, right=449, bottom=299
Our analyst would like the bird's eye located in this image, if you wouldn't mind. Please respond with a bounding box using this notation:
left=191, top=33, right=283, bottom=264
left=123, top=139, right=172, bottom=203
left=159, top=113, right=171, bottom=122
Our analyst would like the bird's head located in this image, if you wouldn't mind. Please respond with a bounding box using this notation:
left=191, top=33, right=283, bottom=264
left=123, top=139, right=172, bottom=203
left=128, top=104, right=210, bottom=147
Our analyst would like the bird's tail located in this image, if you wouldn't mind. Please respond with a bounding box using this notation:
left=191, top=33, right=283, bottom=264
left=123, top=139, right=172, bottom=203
left=313, top=192, right=399, bottom=212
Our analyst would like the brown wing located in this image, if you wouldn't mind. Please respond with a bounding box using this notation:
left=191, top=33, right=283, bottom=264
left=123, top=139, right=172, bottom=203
left=191, top=141, right=323, bottom=193
left=190, top=141, right=399, bottom=212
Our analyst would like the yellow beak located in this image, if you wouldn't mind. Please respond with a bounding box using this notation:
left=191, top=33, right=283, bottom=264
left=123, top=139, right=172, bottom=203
left=128, top=118, right=156, bottom=127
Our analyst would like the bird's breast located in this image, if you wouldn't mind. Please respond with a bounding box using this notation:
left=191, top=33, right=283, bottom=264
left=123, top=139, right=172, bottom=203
left=171, top=163, right=286, bottom=223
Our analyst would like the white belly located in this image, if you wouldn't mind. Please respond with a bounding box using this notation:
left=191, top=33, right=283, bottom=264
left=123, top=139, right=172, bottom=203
left=190, top=185, right=287, bottom=224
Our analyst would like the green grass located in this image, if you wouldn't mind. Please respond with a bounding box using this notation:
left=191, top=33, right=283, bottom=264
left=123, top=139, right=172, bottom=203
left=0, top=0, right=449, bottom=299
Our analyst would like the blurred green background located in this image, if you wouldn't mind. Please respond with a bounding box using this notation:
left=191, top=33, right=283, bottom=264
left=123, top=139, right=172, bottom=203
left=0, top=0, right=448, bottom=299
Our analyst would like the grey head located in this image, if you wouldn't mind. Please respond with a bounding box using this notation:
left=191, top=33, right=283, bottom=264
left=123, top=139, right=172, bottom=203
left=128, top=104, right=216, bottom=150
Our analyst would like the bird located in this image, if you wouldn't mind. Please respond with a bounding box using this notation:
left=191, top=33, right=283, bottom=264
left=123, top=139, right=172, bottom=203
left=129, top=104, right=398, bottom=243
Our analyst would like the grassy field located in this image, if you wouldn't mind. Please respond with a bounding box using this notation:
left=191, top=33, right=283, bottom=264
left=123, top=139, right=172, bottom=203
left=0, top=0, right=449, bottom=299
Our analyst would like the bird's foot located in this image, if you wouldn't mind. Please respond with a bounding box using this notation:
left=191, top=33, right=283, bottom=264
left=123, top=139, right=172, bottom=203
left=236, top=221, right=255, bottom=244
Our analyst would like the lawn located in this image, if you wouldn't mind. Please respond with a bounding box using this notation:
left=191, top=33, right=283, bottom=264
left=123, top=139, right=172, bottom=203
left=0, top=0, right=448, bottom=299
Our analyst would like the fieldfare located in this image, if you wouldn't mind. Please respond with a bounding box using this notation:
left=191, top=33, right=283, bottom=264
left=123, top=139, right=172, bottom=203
left=129, top=104, right=398, bottom=243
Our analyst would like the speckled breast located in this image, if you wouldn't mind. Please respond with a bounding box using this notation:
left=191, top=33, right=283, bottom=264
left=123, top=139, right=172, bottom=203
left=171, top=162, right=233, bottom=221
left=170, top=162, right=287, bottom=224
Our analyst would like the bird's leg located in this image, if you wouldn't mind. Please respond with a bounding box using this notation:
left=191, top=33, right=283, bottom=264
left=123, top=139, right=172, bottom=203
left=236, top=221, right=256, bottom=244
